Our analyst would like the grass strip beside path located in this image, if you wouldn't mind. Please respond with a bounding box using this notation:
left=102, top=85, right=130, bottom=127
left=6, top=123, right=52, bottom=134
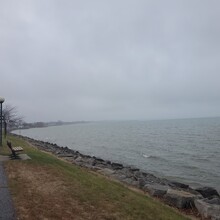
left=1, top=135, right=190, bottom=220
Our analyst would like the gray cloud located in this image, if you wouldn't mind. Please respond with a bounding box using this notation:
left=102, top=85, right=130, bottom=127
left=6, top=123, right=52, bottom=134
left=1, top=0, right=220, bottom=121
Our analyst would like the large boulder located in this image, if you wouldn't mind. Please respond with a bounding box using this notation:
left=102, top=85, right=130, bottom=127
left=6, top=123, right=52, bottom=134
left=143, top=184, right=169, bottom=197
left=195, top=197, right=220, bottom=220
left=98, top=168, right=115, bottom=176
left=195, top=186, right=220, bottom=198
left=164, top=189, right=198, bottom=209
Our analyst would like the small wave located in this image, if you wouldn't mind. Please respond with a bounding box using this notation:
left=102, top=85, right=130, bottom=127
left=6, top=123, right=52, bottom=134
left=142, top=154, right=172, bottom=164
left=194, top=158, right=210, bottom=162
left=142, top=154, right=161, bottom=160
left=182, top=164, right=200, bottom=170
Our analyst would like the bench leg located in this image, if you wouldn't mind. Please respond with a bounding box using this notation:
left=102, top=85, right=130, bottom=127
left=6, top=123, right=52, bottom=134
left=10, top=153, right=19, bottom=159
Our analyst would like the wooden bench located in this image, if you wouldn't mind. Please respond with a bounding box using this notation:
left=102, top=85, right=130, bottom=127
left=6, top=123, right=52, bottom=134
left=7, top=141, right=24, bottom=158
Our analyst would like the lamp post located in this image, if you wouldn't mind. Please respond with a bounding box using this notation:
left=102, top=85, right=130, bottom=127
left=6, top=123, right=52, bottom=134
left=0, top=97, right=5, bottom=147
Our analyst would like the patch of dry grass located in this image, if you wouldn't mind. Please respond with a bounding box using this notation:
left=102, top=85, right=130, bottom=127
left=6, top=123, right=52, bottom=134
left=6, top=163, right=93, bottom=219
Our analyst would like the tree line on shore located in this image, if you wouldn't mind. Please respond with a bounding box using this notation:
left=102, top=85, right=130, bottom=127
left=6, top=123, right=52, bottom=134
left=2, top=103, right=87, bottom=135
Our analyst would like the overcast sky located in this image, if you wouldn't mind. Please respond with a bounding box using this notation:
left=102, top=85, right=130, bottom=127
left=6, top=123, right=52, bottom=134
left=0, top=0, right=220, bottom=122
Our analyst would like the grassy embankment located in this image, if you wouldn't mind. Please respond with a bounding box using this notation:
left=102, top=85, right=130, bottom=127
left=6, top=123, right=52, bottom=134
left=1, top=135, right=190, bottom=220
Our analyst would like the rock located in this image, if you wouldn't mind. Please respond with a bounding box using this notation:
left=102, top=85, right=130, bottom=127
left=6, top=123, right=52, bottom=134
left=195, top=198, right=220, bottom=220
left=128, top=166, right=139, bottom=172
left=84, top=158, right=96, bottom=166
left=111, top=162, right=123, bottom=170
left=95, top=157, right=105, bottom=162
left=97, top=168, right=115, bottom=176
left=134, top=171, right=144, bottom=179
left=120, top=168, right=134, bottom=178
left=143, top=173, right=159, bottom=184
left=208, top=197, right=220, bottom=205
left=94, top=161, right=109, bottom=169
left=169, top=181, right=189, bottom=189
left=106, top=160, right=111, bottom=165
left=143, top=184, right=169, bottom=197
left=164, top=189, right=197, bottom=209
left=195, top=186, right=220, bottom=198
left=75, top=156, right=83, bottom=163
left=112, top=173, right=127, bottom=181
left=122, top=178, right=139, bottom=187
left=138, top=178, right=147, bottom=189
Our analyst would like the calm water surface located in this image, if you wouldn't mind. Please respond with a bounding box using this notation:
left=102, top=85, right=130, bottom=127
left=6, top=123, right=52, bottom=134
left=14, top=118, right=220, bottom=191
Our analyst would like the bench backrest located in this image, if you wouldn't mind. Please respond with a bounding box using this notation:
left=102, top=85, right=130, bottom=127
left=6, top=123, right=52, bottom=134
left=7, top=141, right=12, bottom=150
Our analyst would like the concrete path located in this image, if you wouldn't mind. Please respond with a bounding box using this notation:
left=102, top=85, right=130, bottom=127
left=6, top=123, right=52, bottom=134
left=0, top=162, right=16, bottom=220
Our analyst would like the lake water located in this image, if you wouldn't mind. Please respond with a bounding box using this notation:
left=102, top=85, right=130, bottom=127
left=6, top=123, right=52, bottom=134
left=13, top=117, right=220, bottom=191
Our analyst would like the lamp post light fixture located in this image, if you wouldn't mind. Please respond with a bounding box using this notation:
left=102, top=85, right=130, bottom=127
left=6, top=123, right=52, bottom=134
left=0, top=97, right=5, bottom=147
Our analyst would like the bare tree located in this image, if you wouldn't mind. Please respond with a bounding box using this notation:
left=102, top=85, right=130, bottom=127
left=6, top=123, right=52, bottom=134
left=2, top=104, right=23, bottom=137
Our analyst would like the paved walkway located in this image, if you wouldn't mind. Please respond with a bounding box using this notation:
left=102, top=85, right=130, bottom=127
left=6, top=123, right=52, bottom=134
left=0, top=162, right=16, bottom=220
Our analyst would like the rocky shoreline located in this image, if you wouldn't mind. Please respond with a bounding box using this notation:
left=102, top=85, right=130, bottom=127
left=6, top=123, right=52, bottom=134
left=13, top=134, right=220, bottom=220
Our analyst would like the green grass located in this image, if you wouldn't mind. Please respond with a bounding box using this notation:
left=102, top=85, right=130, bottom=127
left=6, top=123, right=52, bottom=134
left=1, top=135, right=190, bottom=220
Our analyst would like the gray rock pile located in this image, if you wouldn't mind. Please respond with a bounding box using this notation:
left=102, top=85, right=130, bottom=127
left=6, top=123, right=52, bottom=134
left=13, top=134, right=220, bottom=219
left=195, top=196, right=220, bottom=220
